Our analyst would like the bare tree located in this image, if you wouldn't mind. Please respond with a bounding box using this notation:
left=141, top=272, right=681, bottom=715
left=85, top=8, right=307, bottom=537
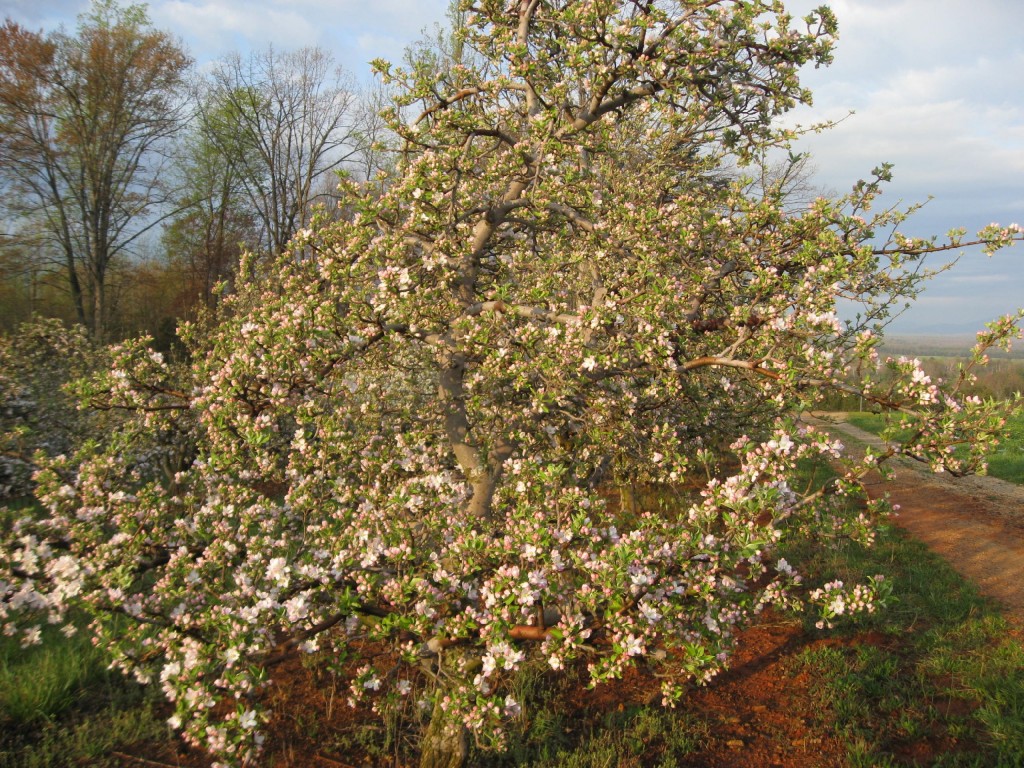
left=201, top=46, right=364, bottom=256
left=0, top=1, right=191, bottom=341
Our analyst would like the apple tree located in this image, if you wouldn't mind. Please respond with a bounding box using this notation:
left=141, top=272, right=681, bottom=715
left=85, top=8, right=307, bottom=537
left=2, top=1, right=1022, bottom=766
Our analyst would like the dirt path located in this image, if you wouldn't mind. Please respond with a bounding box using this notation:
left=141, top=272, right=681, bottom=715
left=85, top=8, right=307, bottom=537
left=808, top=414, right=1024, bottom=624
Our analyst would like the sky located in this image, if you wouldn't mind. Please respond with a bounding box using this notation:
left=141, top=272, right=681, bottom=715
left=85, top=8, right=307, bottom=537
left=2, top=0, right=1022, bottom=335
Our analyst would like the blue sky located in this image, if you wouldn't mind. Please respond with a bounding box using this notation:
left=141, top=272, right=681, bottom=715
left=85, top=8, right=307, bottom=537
left=3, top=0, right=1022, bottom=335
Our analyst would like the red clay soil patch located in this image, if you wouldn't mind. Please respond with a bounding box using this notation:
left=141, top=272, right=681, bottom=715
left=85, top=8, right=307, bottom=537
left=111, top=617, right=902, bottom=768
left=674, top=619, right=846, bottom=768
left=553, top=616, right=844, bottom=768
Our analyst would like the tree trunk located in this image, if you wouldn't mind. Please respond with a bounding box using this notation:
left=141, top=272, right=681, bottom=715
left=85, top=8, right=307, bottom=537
left=419, top=699, right=468, bottom=768
left=64, top=246, right=87, bottom=328
left=91, top=273, right=106, bottom=343
left=620, top=482, right=638, bottom=516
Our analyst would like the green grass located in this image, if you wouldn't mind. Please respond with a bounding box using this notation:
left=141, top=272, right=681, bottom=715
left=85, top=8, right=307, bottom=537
left=0, top=618, right=169, bottom=768
left=0, top=624, right=112, bottom=724
left=0, top=703, right=167, bottom=768
left=477, top=663, right=711, bottom=768
left=984, top=413, right=1024, bottom=484
left=845, top=411, right=905, bottom=441
left=846, top=411, right=1024, bottom=485
left=783, top=524, right=1024, bottom=767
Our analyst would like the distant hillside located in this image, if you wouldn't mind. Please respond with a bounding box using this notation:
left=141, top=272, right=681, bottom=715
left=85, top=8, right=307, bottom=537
left=880, top=334, right=1024, bottom=361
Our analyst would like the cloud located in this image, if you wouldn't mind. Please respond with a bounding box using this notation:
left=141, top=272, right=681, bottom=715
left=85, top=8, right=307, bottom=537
left=4, top=1, right=447, bottom=79
left=786, top=1, right=1024, bottom=201
left=3, top=0, right=85, bottom=18
left=3, top=0, right=88, bottom=30
left=144, top=0, right=448, bottom=78
left=778, top=0, right=1024, bottom=333
left=151, top=1, right=319, bottom=54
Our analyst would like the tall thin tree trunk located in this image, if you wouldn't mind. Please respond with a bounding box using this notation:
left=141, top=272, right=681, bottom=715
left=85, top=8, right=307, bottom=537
left=65, top=247, right=87, bottom=328
left=90, top=258, right=106, bottom=343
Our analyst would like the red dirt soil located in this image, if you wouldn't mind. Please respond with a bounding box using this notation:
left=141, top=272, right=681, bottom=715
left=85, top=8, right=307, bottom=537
left=120, top=616, right=856, bottom=768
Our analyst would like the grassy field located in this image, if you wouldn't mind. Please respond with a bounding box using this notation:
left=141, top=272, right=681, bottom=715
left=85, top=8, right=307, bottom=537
left=846, top=411, right=1024, bottom=485
left=881, top=336, right=1024, bottom=361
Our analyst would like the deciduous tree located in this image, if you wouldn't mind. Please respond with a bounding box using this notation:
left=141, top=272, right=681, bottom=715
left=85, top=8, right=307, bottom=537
left=0, top=1, right=191, bottom=341
left=200, top=45, right=364, bottom=256
left=161, top=95, right=260, bottom=315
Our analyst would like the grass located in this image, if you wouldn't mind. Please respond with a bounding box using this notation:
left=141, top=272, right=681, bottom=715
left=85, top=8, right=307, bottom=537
left=477, top=665, right=712, bottom=768
left=0, top=621, right=168, bottom=768
left=784, top=524, right=1024, bottom=767
left=0, top=624, right=112, bottom=725
left=0, top=704, right=167, bottom=768
left=0, top=499, right=169, bottom=768
left=985, top=412, right=1024, bottom=483
left=846, top=411, right=1024, bottom=485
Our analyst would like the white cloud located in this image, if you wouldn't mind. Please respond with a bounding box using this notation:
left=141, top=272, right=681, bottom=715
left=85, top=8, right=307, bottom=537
left=788, top=8, right=1024, bottom=186
left=143, top=0, right=448, bottom=78
left=780, top=0, right=1024, bottom=333
left=356, top=31, right=410, bottom=57
left=151, top=1, right=320, bottom=55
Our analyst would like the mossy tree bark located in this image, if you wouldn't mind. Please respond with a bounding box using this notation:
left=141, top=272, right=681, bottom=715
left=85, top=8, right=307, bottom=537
left=419, top=698, right=469, bottom=768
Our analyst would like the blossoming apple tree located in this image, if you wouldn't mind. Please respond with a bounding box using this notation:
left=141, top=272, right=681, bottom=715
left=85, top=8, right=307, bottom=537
left=0, top=319, right=109, bottom=498
left=2, top=1, right=1022, bottom=765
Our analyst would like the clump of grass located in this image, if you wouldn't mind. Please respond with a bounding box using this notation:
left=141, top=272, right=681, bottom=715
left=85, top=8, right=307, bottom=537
left=483, top=692, right=710, bottom=768
left=322, top=657, right=712, bottom=768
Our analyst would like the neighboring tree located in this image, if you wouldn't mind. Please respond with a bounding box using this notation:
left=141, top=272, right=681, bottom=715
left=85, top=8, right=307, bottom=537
left=2, top=2, right=1023, bottom=767
left=0, top=215, right=93, bottom=332
left=161, top=97, right=260, bottom=315
left=200, top=46, right=364, bottom=256
left=0, top=319, right=107, bottom=498
left=0, top=1, right=191, bottom=341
